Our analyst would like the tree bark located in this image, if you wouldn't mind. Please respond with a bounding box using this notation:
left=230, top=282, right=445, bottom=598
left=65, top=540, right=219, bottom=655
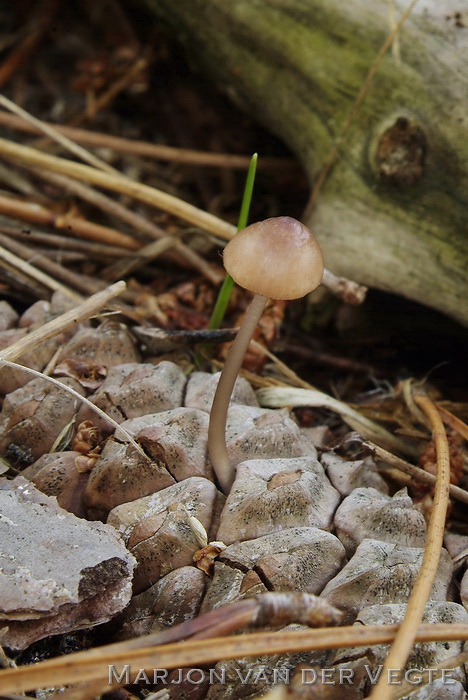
left=143, top=0, right=468, bottom=325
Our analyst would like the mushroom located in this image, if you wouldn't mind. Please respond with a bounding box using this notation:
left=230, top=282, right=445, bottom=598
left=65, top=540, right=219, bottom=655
left=208, top=216, right=324, bottom=493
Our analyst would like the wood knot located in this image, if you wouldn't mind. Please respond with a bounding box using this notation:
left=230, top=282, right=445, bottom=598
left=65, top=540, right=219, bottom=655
left=375, top=117, right=427, bottom=186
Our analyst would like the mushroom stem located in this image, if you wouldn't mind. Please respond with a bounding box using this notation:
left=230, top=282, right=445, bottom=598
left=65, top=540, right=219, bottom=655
left=208, top=293, right=268, bottom=493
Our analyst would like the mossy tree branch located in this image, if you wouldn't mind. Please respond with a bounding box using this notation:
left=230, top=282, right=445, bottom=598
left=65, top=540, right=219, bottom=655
left=143, top=0, right=468, bottom=324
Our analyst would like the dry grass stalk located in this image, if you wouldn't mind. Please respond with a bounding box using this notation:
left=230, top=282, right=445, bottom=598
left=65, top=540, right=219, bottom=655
left=0, top=232, right=105, bottom=297
left=0, top=94, right=224, bottom=282
left=101, top=235, right=183, bottom=281
left=0, top=111, right=296, bottom=171
left=32, top=168, right=164, bottom=241
left=250, top=339, right=317, bottom=390
left=0, top=280, right=146, bottom=453
left=0, top=136, right=236, bottom=239
left=29, top=169, right=223, bottom=284
left=257, top=385, right=418, bottom=457
left=0, top=244, right=80, bottom=299
left=0, top=93, right=118, bottom=175
left=0, top=135, right=366, bottom=300
left=0, top=359, right=143, bottom=456
left=368, top=392, right=451, bottom=700
left=0, top=192, right=140, bottom=250
left=1, top=623, right=468, bottom=695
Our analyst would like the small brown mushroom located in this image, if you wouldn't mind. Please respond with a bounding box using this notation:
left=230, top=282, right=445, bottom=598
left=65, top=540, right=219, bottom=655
left=208, top=217, right=324, bottom=493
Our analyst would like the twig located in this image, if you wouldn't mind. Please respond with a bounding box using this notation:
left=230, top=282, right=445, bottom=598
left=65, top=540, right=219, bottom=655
left=0, top=192, right=140, bottom=250
left=0, top=112, right=297, bottom=171
left=363, top=439, right=468, bottom=505
left=368, top=392, right=451, bottom=700
left=1, top=623, right=468, bottom=694
left=0, top=245, right=80, bottom=300
left=18, top=593, right=341, bottom=700
left=321, top=268, right=367, bottom=305
left=0, top=232, right=103, bottom=296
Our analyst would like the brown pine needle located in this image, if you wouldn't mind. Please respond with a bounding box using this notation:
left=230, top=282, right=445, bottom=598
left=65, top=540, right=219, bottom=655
left=0, top=136, right=236, bottom=240
left=1, top=624, right=468, bottom=695
left=364, top=439, right=468, bottom=505
left=0, top=244, right=80, bottom=299
left=391, top=649, right=468, bottom=699
left=436, top=403, right=468, bottom=442
left=0, top=138, right=365, bottom=294
left=0, top=111, right=295, bottom=171
left=28, top=169, right=223, bottom=285
left=0, top=192, right=140, bottom=250
left=0, top=92, right=119, bottom=175
left=368, top=392, right=451, bottom=700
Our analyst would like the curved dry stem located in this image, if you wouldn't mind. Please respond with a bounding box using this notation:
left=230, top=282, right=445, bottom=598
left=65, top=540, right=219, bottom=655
left=208, top=293, right=268, bottom=492
left=368, top=392, right=451, bottom=700
left=257, top=385, right=419, bottom=457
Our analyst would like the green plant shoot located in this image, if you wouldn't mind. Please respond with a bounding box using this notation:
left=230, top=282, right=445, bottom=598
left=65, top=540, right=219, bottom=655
left=208, top=152, right=258, bottom=330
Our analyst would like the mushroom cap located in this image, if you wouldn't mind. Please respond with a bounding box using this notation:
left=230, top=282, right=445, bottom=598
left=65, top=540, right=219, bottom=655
left=223, top=216, right=324, bottom=300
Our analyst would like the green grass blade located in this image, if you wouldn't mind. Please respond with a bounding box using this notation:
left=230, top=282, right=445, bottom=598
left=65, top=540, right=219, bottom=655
left=237, top=152, right=258, bottom=231
left=208, top=153, right=258, bottom=330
